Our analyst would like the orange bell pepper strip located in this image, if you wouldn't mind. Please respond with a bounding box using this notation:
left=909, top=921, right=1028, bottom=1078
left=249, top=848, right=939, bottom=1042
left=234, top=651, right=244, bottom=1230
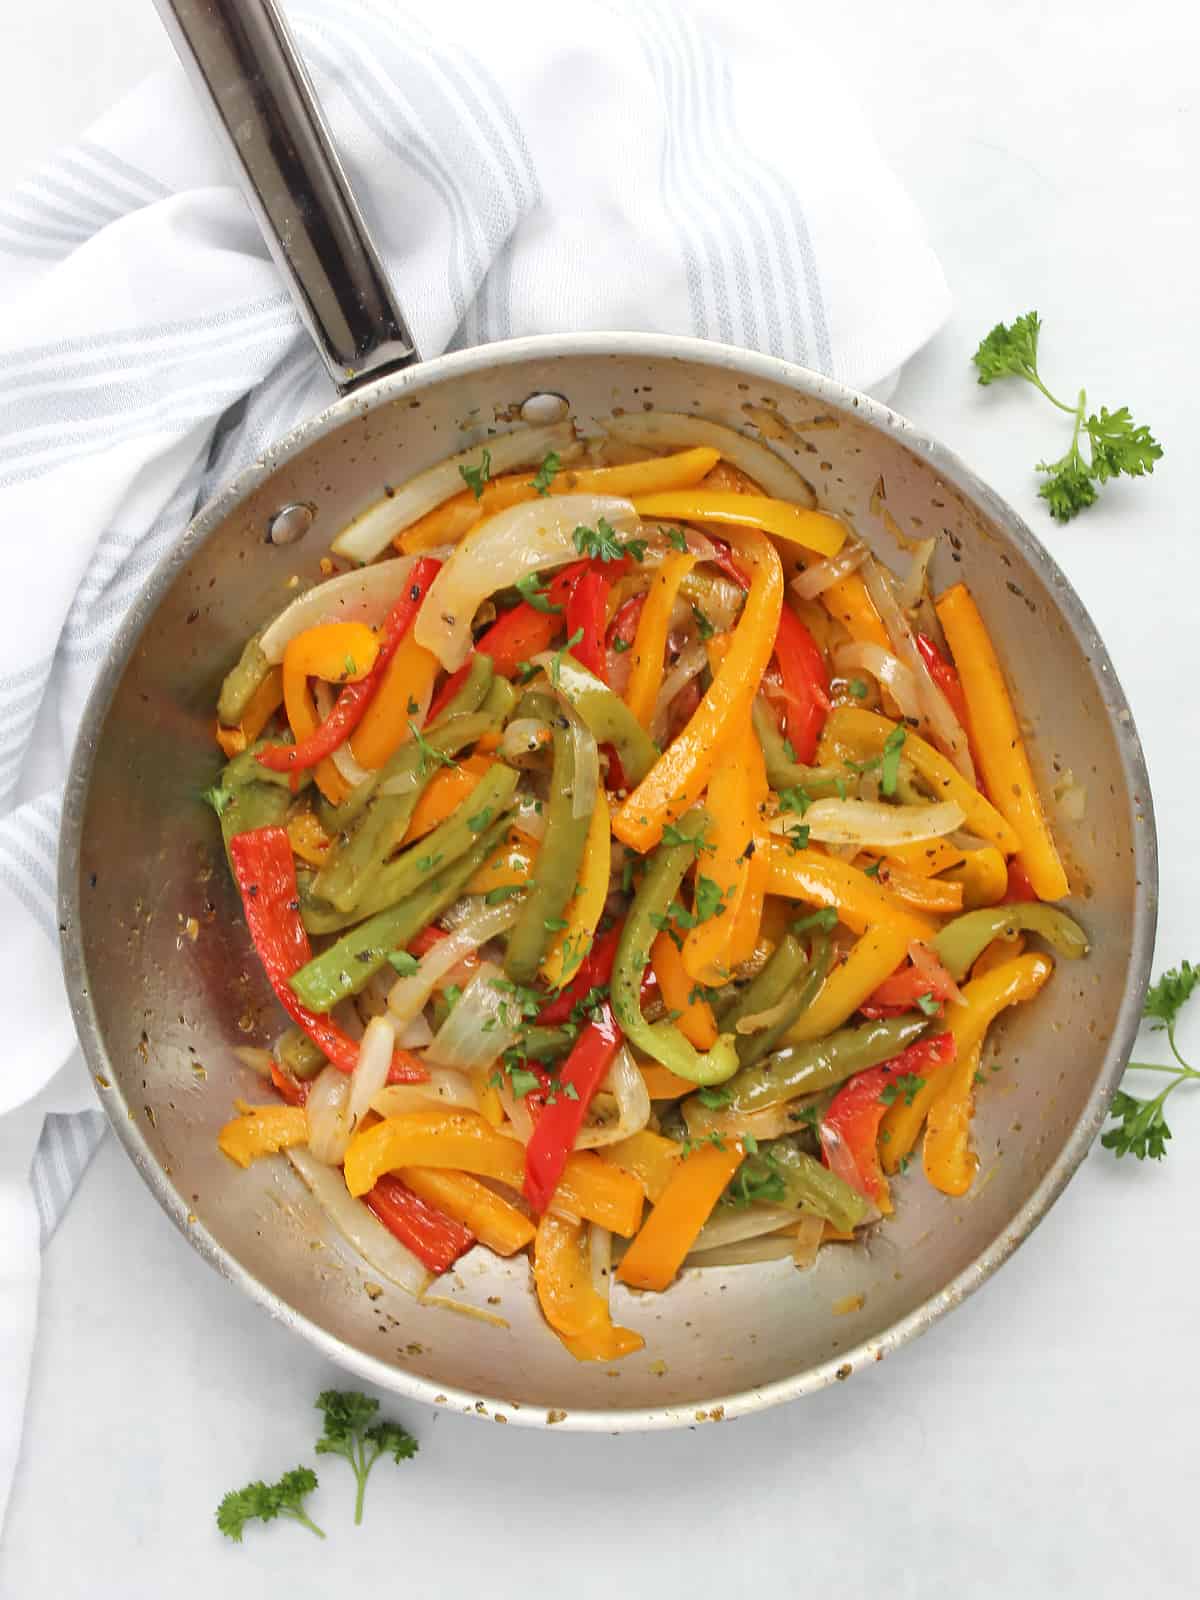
left=533, top=1212, right=644, bottom=1362
left=616, top=1137, right=746, bottom=1292
left=542, top=792, right=611, bottom=988
left=466, top=826, right=537, bottom=894
left=600, top=1129, right=683, bottom=1203
left=401, top=753, right=493, bottom=845
left=680, top=727, right=756, bottom=986
left=349, top=629, right=441, bottom=771
left=728, top=726, right=770, bottom=966
left=624, top=549, right=696, bottom=728
left=819, top=571, right=891, bottom=652
left=215, top=666, right=284, bottom=759
left=867, top=859, right=964, bottom=916
left=921, top=1042, right=985, bottom=1197
left=972, top=932, right=1026, bottom=979
left=400, top=1167, right=535, bottom=1255
left=343, top=1111, right=644, bottom=1236
left=879, top=951, right=1054, bottom=1175
left=217, top=1104, right=308, bottom=1168
left=784, top=922, right=913, bottom=1043
left=632, top=491, right=847, bottom=559
left=652, top=929, right=718, bottom=1048
left=817, top=706, right=1020, bottom=856
left=942, top=845, right=1008, bottom=909
left=637, top=1064, right=698, bottom=1100
left=286, top=810, right=333, bottom=867
left=764, top=842, right=935, bottom=941
left=282, top=623, right=380, bottom=805
left=883, top=838, right=967, bottom=878
left=613, top=526, right=783, bottom=852
left=935, top=584, right=1069, bottom=901
left=399, top=474, right=546, bottom=554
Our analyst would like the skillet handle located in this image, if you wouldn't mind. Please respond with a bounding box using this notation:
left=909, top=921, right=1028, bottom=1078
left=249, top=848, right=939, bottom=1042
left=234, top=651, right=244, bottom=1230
left=153, top=0, right=419, bottom=390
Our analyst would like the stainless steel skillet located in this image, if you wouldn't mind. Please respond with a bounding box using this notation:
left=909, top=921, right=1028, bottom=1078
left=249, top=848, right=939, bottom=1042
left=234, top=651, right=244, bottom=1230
left=57, top=0, right=1156, bottom=1429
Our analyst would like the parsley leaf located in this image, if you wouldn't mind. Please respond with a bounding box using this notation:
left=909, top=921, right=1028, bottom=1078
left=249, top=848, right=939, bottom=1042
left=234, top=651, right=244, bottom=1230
left=408, top=720, right=456, bottom=776
left=458, top=448, right=491, bottom=501
left=515, top=572, right=563, bottom=614
left=573, top=517, right=627, bottom=563
left=387, top=950, right=420, bottom=977
left=484, top=884, right=524, bottom=905
left=779, top=785, right=812, bottom=816
left=665, top=526, right=689, bottom=552
left=691, top=604, right=716, bottom=641
left=315, top=1390, right=418, bottom=1526
left=847, top=678, right=868, bottom=700
left=791, top=907, right=838, bottom=936
left=612, top=636, right=631, bottom=654
left=879, top=1072, right=927, bottom=1107
left=509, top=1066, right=542, bottom=1099
left=696, top=1085, right=731, bottom=1109
left=216, top=1467, right=325, bottom=1543
left=467, top=807, right=493, bottom=833
left=549, top=627, right=584, bottom=686
left=201, top=783, right=233, bottom=817
left=880, top=726, right=906, bottom=797
left=528, top=451, right=562, bottom=496
left=1101, top=958, right=1200, bottom=1161
left=863, top=860, right=882, bottom=879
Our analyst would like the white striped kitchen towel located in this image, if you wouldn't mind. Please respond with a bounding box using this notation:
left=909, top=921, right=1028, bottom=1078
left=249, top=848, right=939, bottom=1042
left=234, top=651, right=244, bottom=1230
left=0, top=0, right=949, bottom=1528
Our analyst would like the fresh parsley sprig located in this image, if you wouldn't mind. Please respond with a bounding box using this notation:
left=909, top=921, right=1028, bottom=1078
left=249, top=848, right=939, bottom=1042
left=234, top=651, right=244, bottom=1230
left=973, top=311, right=1162, bottom=523
left=1102, top=959, right=1199, bottom=1160
left=315, top=1390, right=418, bottom=1526
left=216, top=1468, right=325, bottom=1543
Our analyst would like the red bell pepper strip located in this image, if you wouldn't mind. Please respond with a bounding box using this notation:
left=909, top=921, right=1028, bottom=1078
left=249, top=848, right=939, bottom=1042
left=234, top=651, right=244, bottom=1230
left=916, top=631, right=970, bottom=730
left=860, top=953, right=959, bottom=1019
left=426, top=661, right=473, bottom=723
left=820, top=1033, right=956, bottom=1200
left=270, top=1060, right=308, bottom=1106
left=408, top=923, right=448, bottom=956
left=363, top=1173, right=475, bottom=1273
left=607, top=594, right=645, bottom=654
left=1006, top=858, right=1039, bottom=903
left=536, top=920, right=624, bottom=1024
left=523, top=1002, right=623, bottom=1212
left=566, top=562, right=618, bottom=680
left=707, top=537, right=750, bottom=591
left=773, top=603, right=831, bottom=764
left=256, top=557, right=442, bottom=773
left=228, top=826, right=426, bottom=1083
left=474, top=560, right=590, bottom=677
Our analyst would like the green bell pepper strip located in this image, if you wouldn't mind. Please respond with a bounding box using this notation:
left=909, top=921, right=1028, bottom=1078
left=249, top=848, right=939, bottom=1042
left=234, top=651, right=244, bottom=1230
left=932, top=904, right=1089, bottom=983
left=290, top=818, right=510, bottom=1010
left=214, top=781, right=291, bottom=858
left=223, top=735, right=311, bottom=793
left=504, top=712, right=591, bottom=984
left=434, top=651, right=496, bottom=723
left=732, top=933, right=832, bottom=1068
left=510, top=1024, right=573, bottom=1064
left=546, top=652, right=658, bottom=787
left=723, top=1012, right=931, bottom=1115
left=767, top=1138, right=871, bottom=1232
left=217, top=635, right=271, bottom=726
left=480, top=674, right=517, bottom=725
left=611, top=808, right=741, bottom=1086
left=313, top=711, right=495, bottom=912
left=751, top=699, right=848, bottom=798
left=275, top=1026, right=327, bottom=1080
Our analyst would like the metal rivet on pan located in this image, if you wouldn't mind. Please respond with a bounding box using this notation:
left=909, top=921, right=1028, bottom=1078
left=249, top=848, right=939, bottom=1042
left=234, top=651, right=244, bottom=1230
left=267, top=502, right=315, bottom=545
left=520, top=392, right=569, bottom=425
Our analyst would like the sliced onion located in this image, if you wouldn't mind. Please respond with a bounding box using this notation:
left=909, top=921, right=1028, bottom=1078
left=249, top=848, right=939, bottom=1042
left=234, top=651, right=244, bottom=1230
left=682, top=1098, right=800, bottom=1143
left=590, top=1224, right=613, bottom=1299
left=773, top=797, right=965, bottom=847
left=832, top=641, right=922, bottom=723
left=790, top=1213, right=825, bottom=1268
left=331, top=421, right=578, bottom=564
left=565, top=700, right=599, bottom=821
left=388, top=899, right=521, bottom=1023
left=496, top=1075, right=535, bottom=1143
left=860, top=555, right=976, bottom=783
left=680, top=528, right=720, bottom=562
left=305, top=1064, right=355, bottom=1166
left=512, top=791, right=548, bottom=840
left=260, top=556, right=417, bottom=663
left=313, top=680, right=373, bottom=788
left=425, top=960, right=518, bottom=1074
left=648, top=639, right=708, bottom=746
left=574, top=1045, right=651, bottom=1149
left=689, top=1203, right=801, bottom=1255
left=896, top=537, right=938, bottom=611
left=348, top=1015, right=395, bottom=1129
left=232, top=1046, right=274, bottom=1080
left=286, top=1147, right=430, bottom=1298
left=734, top=995, right=794, bottom=1036
left=416, top=494, right=640, bottom=670
left=790, top=540, right=868, bottom=600
left=908, top=939, right=968, bottom=1008
left=686, top=1229, right=811, bottom=1269
left=396, top=1013, right=433, bottom=1050
left=681, top=570, right=744, bottom=632
left=371, top=1069, right=479, bottom=1117
left=497, top=718, right=553, bottom=766
left=600, top=411, right=817, bottom=507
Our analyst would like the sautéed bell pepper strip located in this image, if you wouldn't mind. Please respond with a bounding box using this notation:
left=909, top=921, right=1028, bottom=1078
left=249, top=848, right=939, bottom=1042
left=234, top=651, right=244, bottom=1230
left=228, top=827, right=425, bottom=1082
left=613, top=526, right=783, bottom=853
left=931, top=903, right=1088, bottom=983
left=536, top=919, right=624, bottom=1025
left=878, top=952, right=1055, bottom=1175
left=773, top=604, right=831, bottom=764
left=467, top=826, right=537, bottom=895
left=764, top=842, right=936, bottom=942
left=541, top=790, right=611, bottom=989
left=256, top=559, right=440, bottom=773
left=915, top=631, right=971, bottom=733
left=474, top=559, right=589, bottom=677
left=1006, top=858, right=1039, bottom=903
left=680, top=722, right=758, bottom=986
left=217, top=1104, right=308, bottom=1167
left=342, top=1111, right=644, bottom=1237
left=523, top=1002, right=624, bottom=1212
left=600, top=1129, right=683, bottom=1203
left=940, top=845, right=1008, bottom=910
left=364, top=1173, right=476, bottom=1273
left=425, top=663, right=472, bottom=724
left=533, top=1212, right=644, bottom=1362
left=631, top=491, right=848, bottom=559
left=921, top=1040, right=985, bottom=1197
left=722, top=1012, right=930, bottom=1116
left=624, top=549, right=695, bottom=728
left=819, top=1032, right=956, bottom=1206
left=350, top=629, right=440, bottom=771
left=784, top=922, right=913, bottom=1043
left=566, top=562, right=617, bottom=680
left=216, top=666, right=284, bottom=759
left=610, top=809, right=740, bottom=1085
left=935, top=584, right=1069, bottom=900
left=728, top=719, right=771, bottom=966
left=269, top=1059, right=309, bottom=1106
left=651, top=930, right=718, bottom=1049
left=545, top=652, right=658, bottom=789
left=616, top=1136, right=747, bottom=1293
left=400, top=1167, right=534, bottom=1255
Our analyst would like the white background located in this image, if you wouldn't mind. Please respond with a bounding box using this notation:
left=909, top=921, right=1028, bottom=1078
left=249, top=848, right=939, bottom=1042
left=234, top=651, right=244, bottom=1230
left=2, top=1, right=1198, bottom=1595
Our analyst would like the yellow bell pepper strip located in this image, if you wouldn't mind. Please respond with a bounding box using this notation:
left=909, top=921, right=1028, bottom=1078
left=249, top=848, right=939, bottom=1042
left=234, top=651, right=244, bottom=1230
left=401, top=753, right=494, bottom=845
left=343, top=1111, right=644, bottom=1236
left=764, top=842, right=936, bottom=942
left=866, top=859, right=964, bottom=916
left=816, top=570, right=891, bottom=652
left=922, top=1042, right=985, bottom=1196
left=652, top=929, right=718, bottom=1048
left=942, top=844, right=1008, bottom=909
left=680, top=725, right=757, bottom=986
left=466, top=826, right=537, bottom=894
left=614, top=527, right=783, bottom=852
left=215, top=665, right=284, bottom=759
left=282, top=623, right=380, bottom=807
left=541, top=791, right=611, bottom=988
left=883, top=838, right=968, bottom=878
left=879, top=951, right=1054, bottom=1174
left=638, top=1064, right=699, bottom=1100
left=400, top=1166, right=535, bottom=1255
left=972, top=933, right=1026, bottom=979
left=631, top=491, right=848, bottom=560
left=817, top=707, right=1020, bottom=856
left=728, top=724, right=771, bottom=967
left=624, top=549, right=696, bottom=728
left=784, top=922, right=913, bottom=1044
left=935, top=583, right=1070, bottom=900
left=217, top=1104, right=308, bottom=1168
left=471, top=1065, right=506, bottom=1127
left=286, top=810, right=333, bottom=867
left=600, top=1129, right=683, bottom=1203
left=349, top=630, right=441, bottom=771
left=616, top=1136, right=746, bottom=1292
left=533, top=1212, right=644, bottom=1362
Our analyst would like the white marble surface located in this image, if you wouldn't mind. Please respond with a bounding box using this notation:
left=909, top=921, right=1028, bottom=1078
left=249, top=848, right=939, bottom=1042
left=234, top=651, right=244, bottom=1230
left=3, top=1, right=1199, bottom=1594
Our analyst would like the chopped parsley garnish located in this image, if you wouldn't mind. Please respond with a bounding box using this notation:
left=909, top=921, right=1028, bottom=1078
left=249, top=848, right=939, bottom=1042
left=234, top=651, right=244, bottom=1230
left=466, top=807, right=493, bottom=833
left=691, top=604, right=716, bottom=641
left=458, top=448, right=491, bottom=500
left=528, top=451, right=562, bottom=496
left=408, top=720, right=457, bottom=776
left=387, top=950, right=420, bottom=977
left=665, top=526, right=689, bottom=552
left=1102, top=958, right=1200, bottom=1160
left=791, top=907, right=838, bottom=936
left=515, top=572, right=563, bottom=614
left=879, top=1072, right=927, bottom=1107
